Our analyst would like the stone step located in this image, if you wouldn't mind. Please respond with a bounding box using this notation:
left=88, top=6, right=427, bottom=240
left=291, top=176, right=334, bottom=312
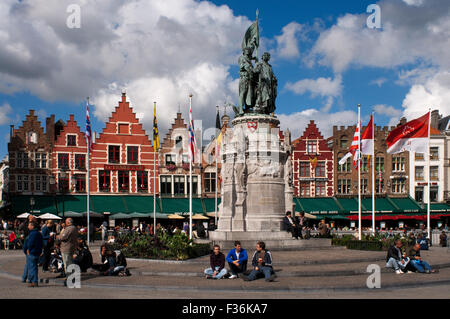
left=207, top=238, right=333, bottom=250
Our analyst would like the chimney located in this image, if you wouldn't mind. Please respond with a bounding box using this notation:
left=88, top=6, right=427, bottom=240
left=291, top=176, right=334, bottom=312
left=121, top=88, right=127, bottom=102
left=431, top=109, right=440, bottom=129
left=10, top=125, right=14, bottom=139
left=46, top=115, right=55, bottom=144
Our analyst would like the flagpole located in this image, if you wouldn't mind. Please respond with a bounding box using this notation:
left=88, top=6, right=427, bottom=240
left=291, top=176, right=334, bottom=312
left=372, top=112, right=375, bottom=235
left=153, top=102, right=157, bottom=235
left=189, top=94, right=193, bottom=240
left=215, top=107, right=219, bottom=226
left=86, top=97, right=90, bottom=246
left=358, top=104, right=362, bottom=240
left=427, top=108, right=431, bottom=241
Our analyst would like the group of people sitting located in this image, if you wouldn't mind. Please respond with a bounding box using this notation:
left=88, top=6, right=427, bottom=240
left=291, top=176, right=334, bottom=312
left=204, top=241, right=276, bottom=282
left=386, top=239, right=436, bottom=274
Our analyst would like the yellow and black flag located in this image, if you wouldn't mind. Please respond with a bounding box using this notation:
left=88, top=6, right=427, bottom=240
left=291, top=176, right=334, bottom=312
left=153, top=102, right=160, bottom=152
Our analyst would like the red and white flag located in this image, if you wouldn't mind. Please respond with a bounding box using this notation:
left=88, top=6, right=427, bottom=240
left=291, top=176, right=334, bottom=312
left=188, top=101, right=198, bottom=162
left=386, top=112, right=430, bottom=154
left=339, top=125, right=360, bottom=168
left=361, top=114, right=374, bottom=155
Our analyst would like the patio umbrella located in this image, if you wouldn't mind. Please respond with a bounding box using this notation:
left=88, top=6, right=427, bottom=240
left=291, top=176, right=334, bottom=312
left=38, top=213, right=62, bottom=220
left=295, top=212, right=317, bottom=219
left=63, top=211, right=83, bottom=218
left=81, top=211, right=103, bottom=218
left=109, top=213, right=131, bottom=220
left=168, top=214, right=185, bottom=219
left=192, top=214, right=209, bottom=220
left=17, top=213, right=30, bottom=219
left=206, top=212, right=220, bottom=218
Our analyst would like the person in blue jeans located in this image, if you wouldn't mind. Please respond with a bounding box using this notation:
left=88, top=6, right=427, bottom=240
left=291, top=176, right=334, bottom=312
left=408, top=243, right=435, bottom=273
left=23, top=222, right=43, bottom=287
left=204, top=245, right=227, bottom=279
left=241, top=241, right=276, bottom=282
left=226, top=241, right=248, bottom=279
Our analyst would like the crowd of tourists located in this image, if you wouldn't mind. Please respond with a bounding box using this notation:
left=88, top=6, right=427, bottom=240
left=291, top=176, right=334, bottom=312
left=204, top=241, right=276, bottom=282
left=16, top=215, right=130, bottom=287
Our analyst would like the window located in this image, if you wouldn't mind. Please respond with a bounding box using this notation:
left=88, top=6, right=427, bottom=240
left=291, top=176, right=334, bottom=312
left=118, top=171, right=129, bottom=192
left=415, top=166, right=424, bottom=181
left=99, top=170, right=111, bottom=192
left=58, top=173, right=69, bottom=192
left=392, top=157, right=405, bottom=172
left=391, top=179, right=406, bottom=194
left=362, top=156, right=369, bottom=173
left=430, top=187, right=438, bottom=202
left=430, top=147, right=439, bottom=160
left=375, top=179, right=384, bottom=194
left=127, top=146, right=139, bottom=164
left=415, top=153, right=424, bottom=161
left=415, top=186, right=424, bottom=202
left=17, top=152, right=23, bottom=168
left=67, top=135, right=76, bottom=146
left=375, top=157, right=384, bottom=172
left=315, top=182, right=326, bottom=197
left=300, top=182, right=310, bottom=197
left=430, top=166, right=438, bottom=181
left=41, top=175, right=47, bottom=192
left=307, top=141, right=317, bottom=154
left=182, top=155, right=189, bottom=164
left=315, top=162, right=326, bottom=177
left=337, top=179, right=351, bottom=194
left=299, top=162, right=310, bottom=177
left=75, top=154, right=86, bottom=170
left=34, top=153, right=47, bottom=169
left=17, top=175, right=28, bottom=192
left=58, top=153, right=69, bottom=169
left=204, top=172, right=216, bottom=193
left=118, top=123, right=129, bottom=134
left=175, top=136, right=183, bottom=149
left=35, top=176, right=41, bottom=191
left=338, top=157, right=351, bottom=173
left=73, top=174, right=86, bottom=192
left=137, top=171, right=148, bottom=192
left=108, top=145, right=120, bottom=163
left=174, top=176, right=185, bottom=195
left=361, top=179, right=368, bottom=194
left=340, top=137, right=348, bottom=148
left=187, top=176, right=198, bottom=195
left=160, top=175, right=172, bottom=195
left=27, top=132, right=37, bottom=144
left=165, top=154, right=176, bottom=165
left=23, top=153, right=29, bottom=169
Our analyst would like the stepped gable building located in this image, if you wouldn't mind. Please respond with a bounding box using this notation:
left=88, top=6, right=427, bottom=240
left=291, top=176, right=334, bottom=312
left=158, top=112, right=202, bottom=198
left=51, top=114, right=88, bottom=194
left=330, top=120, right=410, bottom=198
left=8, top=110, right=58, bottom=197
left=90, top=92, right=158, bottom=194
left=292, top=120, right=334, bottom=197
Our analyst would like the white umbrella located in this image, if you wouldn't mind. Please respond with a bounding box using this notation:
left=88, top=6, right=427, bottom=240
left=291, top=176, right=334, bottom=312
left=17, top=213, right=30, bottom=219
left=38, top=213, right=62, bottom=220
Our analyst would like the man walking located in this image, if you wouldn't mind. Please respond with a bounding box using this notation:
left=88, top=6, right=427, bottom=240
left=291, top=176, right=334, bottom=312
left=241, top=241, right=276, bottom=282
left=226, top=241, right=248, bottom=279
left=23, top=222, right=43, bottom=287
left=57, top=218, right=78, bottom=278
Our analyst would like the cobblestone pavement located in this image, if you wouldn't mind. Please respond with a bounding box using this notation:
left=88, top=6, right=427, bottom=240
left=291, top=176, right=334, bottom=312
left=0, top=247, right=449, bottom=299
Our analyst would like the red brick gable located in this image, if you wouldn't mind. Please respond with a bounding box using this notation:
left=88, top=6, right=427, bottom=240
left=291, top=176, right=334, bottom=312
left=54, top=114, right=87, bottom=147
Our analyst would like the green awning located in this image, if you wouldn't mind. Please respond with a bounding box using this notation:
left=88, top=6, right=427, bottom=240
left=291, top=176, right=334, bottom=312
left=203, top=198, right=221, bottom=213
left=91, top=195, right=127, bottom=214
left=389, top=197, right=422, bottom=213
left=295, top=198, right=342, bottom=214
left=361, top=198, right=397, bottom=212
left=10, top=195, right=58, bottom=214
left=430, top=203, right=450, bottom=212
left=161, top=198, right=204, bottom=214
left=124, top=196, right=161, bottom=213
left=336, top=198, right=359, bottom=213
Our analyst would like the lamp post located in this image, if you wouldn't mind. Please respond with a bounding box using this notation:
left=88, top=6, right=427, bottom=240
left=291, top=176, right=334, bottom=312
left=60, top=171, right=67, bottom=218
left=30, top=197, right=35, bottom=214
left=49, top=176, right=59, bottom=216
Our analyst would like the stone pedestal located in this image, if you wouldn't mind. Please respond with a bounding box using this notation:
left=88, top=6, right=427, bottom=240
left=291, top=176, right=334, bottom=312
left=210, top=115, right=289, bottom=243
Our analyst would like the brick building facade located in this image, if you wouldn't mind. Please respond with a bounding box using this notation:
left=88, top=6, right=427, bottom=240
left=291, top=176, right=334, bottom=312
left=292, top=120, right=334, bottom=197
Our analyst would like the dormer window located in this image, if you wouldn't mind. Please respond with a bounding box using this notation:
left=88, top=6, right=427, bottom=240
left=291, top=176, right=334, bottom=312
left=27, top=132, right=38, bottom=144
left=67, top=135, right=77, bottom=146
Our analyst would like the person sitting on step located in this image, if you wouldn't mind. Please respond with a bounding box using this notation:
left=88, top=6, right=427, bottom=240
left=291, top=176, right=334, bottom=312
left=241, top=241, right=276, bottom=282
left=226, top=241, right=248, bottom=279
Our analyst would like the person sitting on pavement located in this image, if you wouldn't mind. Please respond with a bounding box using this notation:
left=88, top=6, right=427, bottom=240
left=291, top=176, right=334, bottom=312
left=73, top=238, right=93, bottom=273
left=386, top=239, right=404, bottom=275
left=408, top=243, right=436, bottom=274
left=241, top=241, right=276, bottom=282
left=318, top=220, right=330, bottom=238
left=283, top=211, right=299, bottom=240
left=204, top=244, right=227, bottom=279
left=226, top=241, right=248, bottom=279
left=92, top=244, right=129, bottom=276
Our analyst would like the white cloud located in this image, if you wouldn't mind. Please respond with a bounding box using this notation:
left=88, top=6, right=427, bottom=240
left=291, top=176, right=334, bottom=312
left=370, top=78, right=387, bottom=87
left=0, top=0, right=251, bottom=133
left=402, top=0, right=425, bottom=6
left=278, top=108, right=357, bottom=139
left=0, top=102, right=12, bottom=125
left=402, top=71, right=450, bottom=119
left=275, top=22, right=302, bottom=59
left=373, top=104, right=403, bottom=126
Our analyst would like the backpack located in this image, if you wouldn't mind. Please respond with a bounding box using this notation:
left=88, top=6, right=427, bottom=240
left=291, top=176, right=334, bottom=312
left=115, top=250, right=127, bottom=267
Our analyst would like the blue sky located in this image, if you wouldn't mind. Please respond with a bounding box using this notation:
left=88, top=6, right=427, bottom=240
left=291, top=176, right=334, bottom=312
left=0, top=0, right=449, bottom=158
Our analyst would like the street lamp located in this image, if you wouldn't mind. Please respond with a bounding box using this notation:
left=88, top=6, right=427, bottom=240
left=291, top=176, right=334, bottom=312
left=60, top=171, right=67, bottom=218
left=30, top=197, right=35, bottom=213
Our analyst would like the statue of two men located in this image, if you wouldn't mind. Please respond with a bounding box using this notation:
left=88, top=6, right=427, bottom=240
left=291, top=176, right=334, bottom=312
left=237, top=48, right=277, bottom=116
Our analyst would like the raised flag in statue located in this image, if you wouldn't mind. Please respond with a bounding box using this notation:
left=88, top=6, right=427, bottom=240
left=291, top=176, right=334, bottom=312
left=386, top=112, right=430, bottom=154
